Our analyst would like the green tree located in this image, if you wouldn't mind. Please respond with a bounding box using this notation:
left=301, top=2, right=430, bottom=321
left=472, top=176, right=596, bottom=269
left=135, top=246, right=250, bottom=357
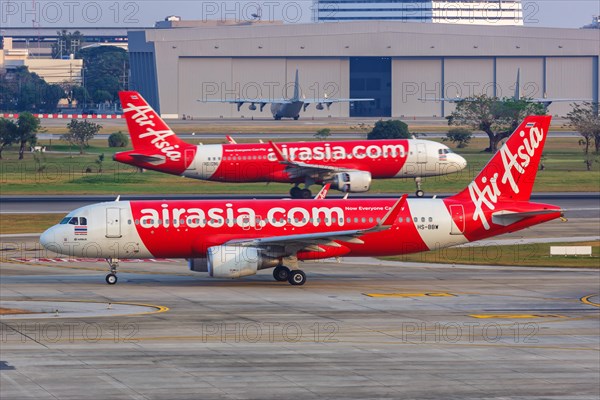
left=566, top=102, right=600, bottom=171
left=71, top=85, right=90, bottom=108
left=15, top=113, right=41, bottom=160
left=77, top=46, right=129, bottom=105
left=52, top=30, right=84, bottom=59
left=108, top=131, right=129, bottom=147
left=367, top=120, right=410, bottom=140
left=447, top=95, right=545, bottom=152
left=0, top=67, right=64, bottom=112
left=443, top=128, right=473, bottom=148
left=62, top=120, right=102, bottom=154
left=0, top=118, right=18, bottom=159
left=93, top=89, right=113, bottom=104
left=95, top=153, right=105, bottom=173
left=314, top=128, right=331, bottom=140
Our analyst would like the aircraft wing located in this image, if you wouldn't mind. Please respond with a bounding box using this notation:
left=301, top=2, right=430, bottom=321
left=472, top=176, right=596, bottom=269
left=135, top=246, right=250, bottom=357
left=303, top=98, right=374, bottom=104
left=199, top=99, right=292, bottom=104
left=418, top=97, right=467, bottom=103
left=227, top=195, right=407, bottom=253
left=528, top=98, right=592, bottom=103
left=269, top=141, right=355, bottom=179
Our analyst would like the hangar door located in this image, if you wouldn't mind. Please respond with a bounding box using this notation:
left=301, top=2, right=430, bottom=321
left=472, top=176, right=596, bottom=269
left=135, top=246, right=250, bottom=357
left=350, top=57, right=391, bottom=117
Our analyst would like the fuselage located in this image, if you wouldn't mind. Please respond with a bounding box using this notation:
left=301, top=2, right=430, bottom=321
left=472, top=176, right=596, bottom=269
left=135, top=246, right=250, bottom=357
left=270, top=101, right=304, bottom=119
left=114, top=139, right=467, bottom=184
left=40, top=198, right=561, bottom=261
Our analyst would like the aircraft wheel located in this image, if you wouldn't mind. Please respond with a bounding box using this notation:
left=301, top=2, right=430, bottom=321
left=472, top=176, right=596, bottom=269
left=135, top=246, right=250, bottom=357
left=416, top=190, right=425, bottom=197
left=105, top=273, right=118, bottom=285
left=290, top=186, right=302, bottom=198
left=273, top=266, right=290, bottom=282
left=293, top=115, right=300, bottom=120
left=300, top=189, right=312, bottom=199
left=288, top=270, right=306, bottom=286
left=274, top=115, right=282, bottom=120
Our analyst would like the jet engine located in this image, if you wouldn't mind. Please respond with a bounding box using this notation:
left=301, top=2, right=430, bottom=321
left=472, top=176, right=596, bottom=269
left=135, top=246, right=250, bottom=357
left=329, top=171, right=372, bottom=193
left=249, top=103, right=257, bottom=111
left=316, top=103, right=324, bottom=110
left=188, top=257, right=208, bottom=272
left=206, top=245, right=280, bottom=278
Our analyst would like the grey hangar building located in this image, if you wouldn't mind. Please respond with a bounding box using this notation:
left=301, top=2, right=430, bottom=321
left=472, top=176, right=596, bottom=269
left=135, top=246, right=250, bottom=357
left=128, top=21, right=600, bottom=119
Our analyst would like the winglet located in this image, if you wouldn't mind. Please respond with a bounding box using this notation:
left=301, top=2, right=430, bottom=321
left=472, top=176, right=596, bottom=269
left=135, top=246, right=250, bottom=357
left=269, top=141, right=288, bottom=163
left=314, top=184, right=331, bottom=200
left=378, top=194, right=408, bottom=228
left=225, top=135, right=237, bottom=144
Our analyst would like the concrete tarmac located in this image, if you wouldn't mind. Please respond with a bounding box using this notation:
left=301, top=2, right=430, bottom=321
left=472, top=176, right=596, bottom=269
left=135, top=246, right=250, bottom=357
left=1, top=230, right=599, bottom=399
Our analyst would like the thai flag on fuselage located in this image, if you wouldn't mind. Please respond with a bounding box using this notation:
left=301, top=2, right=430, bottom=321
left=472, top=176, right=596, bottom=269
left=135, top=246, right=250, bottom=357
left=74, top=226, right=87, bottom=235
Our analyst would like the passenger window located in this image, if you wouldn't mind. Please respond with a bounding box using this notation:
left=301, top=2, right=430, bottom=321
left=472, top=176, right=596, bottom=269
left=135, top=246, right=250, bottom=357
left=429, top=217, right=433, bottom=222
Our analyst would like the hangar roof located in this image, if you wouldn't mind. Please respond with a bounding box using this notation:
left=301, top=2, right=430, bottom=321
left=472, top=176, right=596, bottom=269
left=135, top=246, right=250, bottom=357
left=136, top=21, right=599, bottom=58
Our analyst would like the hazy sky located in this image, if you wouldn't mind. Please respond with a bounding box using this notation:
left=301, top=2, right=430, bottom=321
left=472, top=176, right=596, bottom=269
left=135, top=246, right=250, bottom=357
left=1, top=1, right=598, bottom=29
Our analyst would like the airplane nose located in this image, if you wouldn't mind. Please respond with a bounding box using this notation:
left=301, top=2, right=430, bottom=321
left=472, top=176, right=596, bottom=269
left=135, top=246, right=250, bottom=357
left=39, top=227, right=55, bottom=250
left=458, top=155, right=467, bottom=169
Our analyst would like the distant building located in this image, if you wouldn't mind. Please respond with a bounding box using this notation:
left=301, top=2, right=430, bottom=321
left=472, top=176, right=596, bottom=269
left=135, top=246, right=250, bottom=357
left=129, top=20, right=598, bottom=119
left=0, top=27, right=130, bottom=58
left=0, top=37, right=82, bottom=85
left=313, top=0, right=523, bottom=26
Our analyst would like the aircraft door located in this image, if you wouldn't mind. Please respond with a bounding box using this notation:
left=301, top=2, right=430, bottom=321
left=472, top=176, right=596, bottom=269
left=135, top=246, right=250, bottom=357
left=416, top=143, right=426, bottom=163
left=449, top=205, right=465, bottom=235
left=106, top=208, right=122, bottom=238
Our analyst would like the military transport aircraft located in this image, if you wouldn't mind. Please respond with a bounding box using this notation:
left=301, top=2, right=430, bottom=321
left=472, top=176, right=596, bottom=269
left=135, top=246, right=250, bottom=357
left=420, top=69, right=591, bottom=109
left=114, top=91, right=467, bottom=198
left=41, top=115, right=562, bottom=286
left=199, top=70, right=374, bottom=120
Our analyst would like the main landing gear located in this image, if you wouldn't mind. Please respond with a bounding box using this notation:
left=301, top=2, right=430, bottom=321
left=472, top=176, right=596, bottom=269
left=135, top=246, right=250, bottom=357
left=415, top=177, right=424, bottom=197
left=290, top=185, right=312, bottom=199
left=105, top=258, right=119, bottom=285
left=273, top=265, right=307, bottom=286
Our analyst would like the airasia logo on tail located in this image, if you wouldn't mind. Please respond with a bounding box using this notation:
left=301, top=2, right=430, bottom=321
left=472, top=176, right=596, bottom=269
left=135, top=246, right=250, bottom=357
left=468, top=122, right=545, bottom=230
left=123, top=102, right=182, bottom=162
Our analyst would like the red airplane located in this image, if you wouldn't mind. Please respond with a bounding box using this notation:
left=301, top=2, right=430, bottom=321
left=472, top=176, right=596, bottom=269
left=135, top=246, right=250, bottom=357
left=113, top=91, right=467, bottom=198
left=41, top=115, right=561, bottom=286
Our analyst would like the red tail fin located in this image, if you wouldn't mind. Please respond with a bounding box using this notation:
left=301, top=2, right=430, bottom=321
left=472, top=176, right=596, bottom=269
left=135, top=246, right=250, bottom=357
left=453, top=115, right=552, bottom=204
left=118, top=91, right=191, bottom=161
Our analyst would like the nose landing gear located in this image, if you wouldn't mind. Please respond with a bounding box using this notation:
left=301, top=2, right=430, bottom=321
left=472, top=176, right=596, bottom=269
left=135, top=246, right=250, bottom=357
left=415, top=177, right=425, bottom=197
left=105, top=258, right=119, bottom=285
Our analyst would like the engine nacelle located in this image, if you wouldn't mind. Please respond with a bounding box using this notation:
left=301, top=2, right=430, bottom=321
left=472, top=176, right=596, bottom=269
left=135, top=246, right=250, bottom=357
left=248, top=103, right=257, bottom=111
left=329, top=171, right=372, bottom=193
left=207, top=245, right=279, bottom=278
left=188, top=258, right=208, bottom=272
left=316, top=103, right=324, bottom=110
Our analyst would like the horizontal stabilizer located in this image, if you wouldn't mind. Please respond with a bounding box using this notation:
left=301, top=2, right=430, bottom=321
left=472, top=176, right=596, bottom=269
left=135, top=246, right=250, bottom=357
left=129, top=153, right=166, bottom=165
left=491, top=209, right=562, bottom=226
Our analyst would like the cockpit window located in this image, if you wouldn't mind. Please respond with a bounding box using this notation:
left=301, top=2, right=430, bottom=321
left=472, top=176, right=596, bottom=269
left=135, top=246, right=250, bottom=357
left=79, top=217, right=87, bottom=226
left=68, top=217, right=78, bottom=225
left=60, top=217, right=70, bottom=224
